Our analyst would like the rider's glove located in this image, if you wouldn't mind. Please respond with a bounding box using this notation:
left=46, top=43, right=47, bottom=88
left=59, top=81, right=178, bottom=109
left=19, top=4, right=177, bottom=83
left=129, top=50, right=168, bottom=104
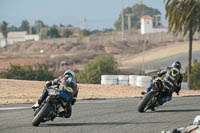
left=174, top=87, right=180, bottom=95
left=71, top=99, right=76, bottom=105
left=46, top=81, right=52, bottom=88
left=157, top=72, right=162, bottom=77
left=175, top=89, right=180, bottom=95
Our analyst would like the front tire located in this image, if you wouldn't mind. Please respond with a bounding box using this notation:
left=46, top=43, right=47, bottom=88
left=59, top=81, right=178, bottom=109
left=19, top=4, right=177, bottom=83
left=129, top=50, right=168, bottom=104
left=32, top=103, right=53, bottom=126
left=138, top=91, right=156, bottom=113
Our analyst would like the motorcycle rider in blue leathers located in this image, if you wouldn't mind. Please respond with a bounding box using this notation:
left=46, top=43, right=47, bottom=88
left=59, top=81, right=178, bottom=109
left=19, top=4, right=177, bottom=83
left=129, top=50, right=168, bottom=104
left=32, top=70, right=78, bottom=118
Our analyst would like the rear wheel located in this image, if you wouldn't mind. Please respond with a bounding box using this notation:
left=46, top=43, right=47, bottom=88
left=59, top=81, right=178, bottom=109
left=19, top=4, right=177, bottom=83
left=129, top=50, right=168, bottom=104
left=138, top=91, right=156, bottom=113
left=32, top=103, right=53, bottom=126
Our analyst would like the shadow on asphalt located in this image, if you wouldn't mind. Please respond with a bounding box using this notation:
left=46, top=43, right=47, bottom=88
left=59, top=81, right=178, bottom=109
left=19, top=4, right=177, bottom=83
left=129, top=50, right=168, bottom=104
left=42, top=121, right=167, bottom=127
left=155, top=108, right=200, bottom=113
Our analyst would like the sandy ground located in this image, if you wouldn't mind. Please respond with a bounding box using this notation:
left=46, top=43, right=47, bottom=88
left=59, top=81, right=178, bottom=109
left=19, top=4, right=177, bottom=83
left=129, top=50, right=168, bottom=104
left=0, top=79, right=200, bottom=104
left=121, top=41, right=200, bottom=67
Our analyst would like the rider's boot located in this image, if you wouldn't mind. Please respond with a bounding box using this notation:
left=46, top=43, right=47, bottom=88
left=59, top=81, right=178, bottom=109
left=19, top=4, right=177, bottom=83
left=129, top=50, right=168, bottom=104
left=151, top=106, right=155, bottom=111
left=151, top=101, right=162, bottom=111
left=159, top=96, right=171, bottom=105
left=141, top=85, right=153, bottom=95
left=32, top=88, right=48, bottom=109
left=141, top=90, right=147, bottom=95
left=59, top=103, right=72, bottom=118
left=32, top=101, right=40, bottom=109
left=151, top=97, right=170, bottom=111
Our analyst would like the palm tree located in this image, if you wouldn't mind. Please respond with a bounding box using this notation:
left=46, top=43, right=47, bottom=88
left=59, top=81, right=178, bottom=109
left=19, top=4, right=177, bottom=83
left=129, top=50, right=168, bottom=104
left=165, top=0, right=200, bottom=89
left=0, top=21, right=8, bottom=45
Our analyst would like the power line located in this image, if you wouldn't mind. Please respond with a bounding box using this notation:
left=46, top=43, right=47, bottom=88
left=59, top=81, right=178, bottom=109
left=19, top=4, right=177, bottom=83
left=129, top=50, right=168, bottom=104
left=125, top=13, right=134, bottom=31
left=121, top=0, right=125, bottom=41
left=82, top=16, right=87, bottom=30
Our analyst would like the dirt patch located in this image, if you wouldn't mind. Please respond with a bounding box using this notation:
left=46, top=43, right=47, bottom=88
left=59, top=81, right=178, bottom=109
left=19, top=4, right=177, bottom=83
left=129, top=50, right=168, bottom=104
left=121, top=41, right=200, bottom=67
left=0, top=79, right=199, bottom=104
left=0, top=36, right=175, bottom=72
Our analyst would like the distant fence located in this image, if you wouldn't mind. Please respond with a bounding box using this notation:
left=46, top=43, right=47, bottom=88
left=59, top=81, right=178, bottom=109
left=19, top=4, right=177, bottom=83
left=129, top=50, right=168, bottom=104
left=86, top=32, right=200, bottom=44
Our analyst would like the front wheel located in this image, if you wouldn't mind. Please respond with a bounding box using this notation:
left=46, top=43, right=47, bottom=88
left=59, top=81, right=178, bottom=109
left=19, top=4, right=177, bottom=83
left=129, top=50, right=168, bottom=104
left=138, top=91, right=156, bottom=113
left=32, top=103, right=53, bottom=126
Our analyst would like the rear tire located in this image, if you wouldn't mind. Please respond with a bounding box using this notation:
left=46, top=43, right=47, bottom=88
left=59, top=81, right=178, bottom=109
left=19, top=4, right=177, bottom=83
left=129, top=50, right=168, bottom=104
left=32, top=103, right=53, bottom=126
left=138, top=91, right=156, bottom=113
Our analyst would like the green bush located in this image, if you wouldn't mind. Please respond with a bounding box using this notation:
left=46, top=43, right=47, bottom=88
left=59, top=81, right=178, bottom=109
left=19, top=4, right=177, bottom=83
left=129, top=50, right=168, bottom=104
left=77, top=54, right=119, bottom=84
left=0, top=64, right=54, bottom=81
left=190, top=60, right=200, bottom=89
left=184, top=59, right=200, bottom=90
left=63, top=29, right=73, bottom=38
left=81, top=29, right=90, bottom=36
left=47, top=27, right=61, bottom=38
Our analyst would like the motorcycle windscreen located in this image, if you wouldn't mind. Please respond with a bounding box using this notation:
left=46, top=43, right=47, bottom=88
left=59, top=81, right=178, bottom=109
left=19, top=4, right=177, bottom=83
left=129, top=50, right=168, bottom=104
left=59, top=92, right=70, bottom=102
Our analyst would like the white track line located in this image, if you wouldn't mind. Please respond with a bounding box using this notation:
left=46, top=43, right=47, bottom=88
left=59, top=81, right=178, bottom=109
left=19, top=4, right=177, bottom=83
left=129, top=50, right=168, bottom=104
left=0, top=99, right=124, bottom=111
left=0, top=107, right=30, bottom=111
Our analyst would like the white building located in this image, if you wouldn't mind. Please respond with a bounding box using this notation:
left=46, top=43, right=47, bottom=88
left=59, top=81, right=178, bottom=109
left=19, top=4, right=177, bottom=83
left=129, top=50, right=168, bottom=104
left=0, top=31, right=40, bottom=47
left=140, top=15, right=168, bottom=34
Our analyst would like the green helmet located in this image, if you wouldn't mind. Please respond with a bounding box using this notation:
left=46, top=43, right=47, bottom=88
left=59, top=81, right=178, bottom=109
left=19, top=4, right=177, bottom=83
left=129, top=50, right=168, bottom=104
left=64, top=70, right=75, bottom=78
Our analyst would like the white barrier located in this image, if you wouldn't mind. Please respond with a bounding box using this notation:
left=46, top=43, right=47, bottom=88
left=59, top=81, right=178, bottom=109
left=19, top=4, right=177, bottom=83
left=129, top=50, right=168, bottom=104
left=101, top=75, right=187, bottom=89
left=118, top=80, right=129, bottom=85
left=101, top=79, right=118, bottom=85
left=118, top=75, right=129, bottom=80
left=101, top=75, right=118, bottom=80
left=136, top=76, right=152, bottom=87
left=129, top=75, right=139, bottom=86
left=101, top=75, right=152, bottom=87
left=101, top=75, right=118, bottom=85
left=118, top=75, right=129, bottom=85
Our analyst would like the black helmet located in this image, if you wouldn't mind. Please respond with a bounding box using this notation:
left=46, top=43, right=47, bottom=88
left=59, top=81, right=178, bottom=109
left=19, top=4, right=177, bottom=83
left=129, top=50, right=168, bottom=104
left=172, top=61, right=181, bottom=70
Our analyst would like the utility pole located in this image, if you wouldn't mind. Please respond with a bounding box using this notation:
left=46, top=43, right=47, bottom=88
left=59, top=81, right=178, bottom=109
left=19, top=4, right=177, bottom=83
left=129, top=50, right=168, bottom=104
left=142, top=40, right=145, bottom=74
left=82, top=16, right=87, bottom=30
left=141, top=0, right=144, bottom=16
left=153, top=14, right=160, bottom=27
left=125, top=13, right=134, bottom=31
left=29, top=21, right=32, bottom=34
left=121, top=0, right=125, bottom=41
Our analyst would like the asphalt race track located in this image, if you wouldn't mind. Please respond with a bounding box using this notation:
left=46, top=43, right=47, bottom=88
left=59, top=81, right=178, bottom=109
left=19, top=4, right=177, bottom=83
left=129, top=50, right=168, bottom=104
left=0, top=96, right=200, bottom=133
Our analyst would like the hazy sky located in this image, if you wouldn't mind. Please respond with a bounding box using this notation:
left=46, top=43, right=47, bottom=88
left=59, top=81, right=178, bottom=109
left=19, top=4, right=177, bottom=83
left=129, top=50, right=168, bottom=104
left=0, top=0, right=167, bottom=30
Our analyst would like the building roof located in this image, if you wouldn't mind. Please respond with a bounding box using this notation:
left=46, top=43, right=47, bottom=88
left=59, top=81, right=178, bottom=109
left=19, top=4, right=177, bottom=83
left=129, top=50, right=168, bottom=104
left=141, top=15, right=152, bottom=20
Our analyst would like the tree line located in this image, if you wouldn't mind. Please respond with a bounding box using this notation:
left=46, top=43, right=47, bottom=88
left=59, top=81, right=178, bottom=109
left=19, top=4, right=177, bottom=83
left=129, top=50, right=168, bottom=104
left=114, top=3, right=161, bottom=30
left=1, top=20, right=47, bottom=34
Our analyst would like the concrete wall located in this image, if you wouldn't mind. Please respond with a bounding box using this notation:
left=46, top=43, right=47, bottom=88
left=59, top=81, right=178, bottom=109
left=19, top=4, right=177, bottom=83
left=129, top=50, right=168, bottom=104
left=87, top=31, right=200, bottom=45
left=0, top=32, right=40, bottom=47
left=25, top=35, right=40, bottom=41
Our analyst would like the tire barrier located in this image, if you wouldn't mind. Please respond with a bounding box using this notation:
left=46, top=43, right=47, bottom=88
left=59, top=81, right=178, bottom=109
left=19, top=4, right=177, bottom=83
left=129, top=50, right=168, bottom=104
left=118, top=75, right=129, bottom=85
left=118, top=75, right=129, bottom=80
left=101, top=79, right=118, bottom=85
left=136, top=76, right=152, bottom=87
left=129, top=75, right=139, bottom=86
left=101, top=75, right=152, bottom=87
left=101, top=75, right=118, bottom=85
